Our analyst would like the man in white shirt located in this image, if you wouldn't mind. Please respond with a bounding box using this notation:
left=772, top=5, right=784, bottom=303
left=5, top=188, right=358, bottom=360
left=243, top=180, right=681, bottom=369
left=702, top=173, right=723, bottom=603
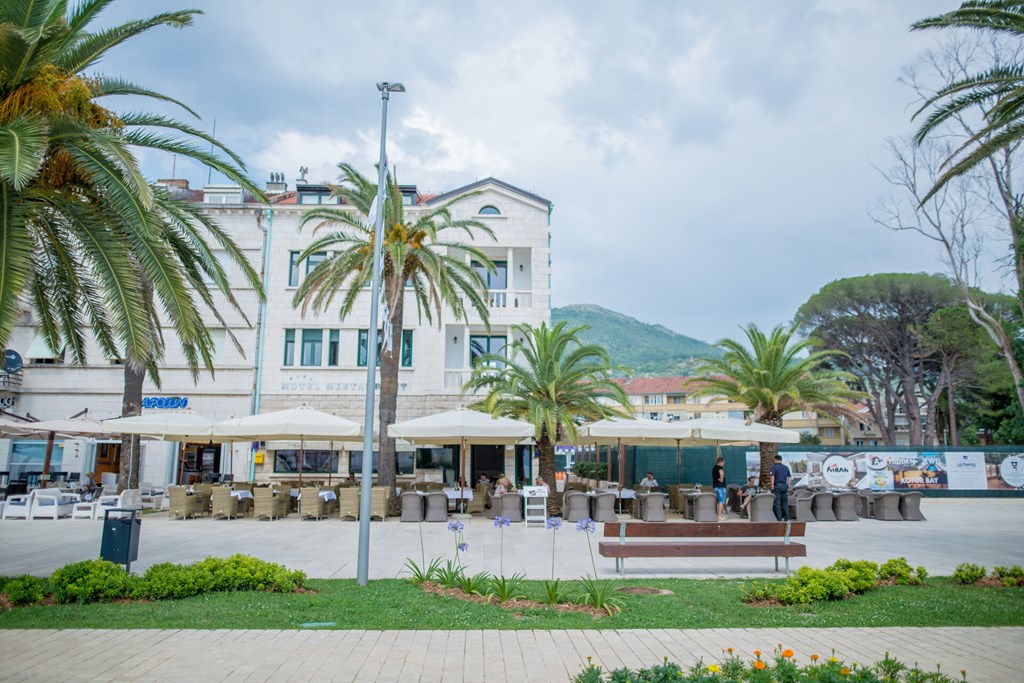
left=639, top=472, right=658, bottom=489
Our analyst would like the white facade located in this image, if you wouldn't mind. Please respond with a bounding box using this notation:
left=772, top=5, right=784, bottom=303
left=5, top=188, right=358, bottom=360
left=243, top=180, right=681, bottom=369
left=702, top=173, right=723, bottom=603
left=0, top=176, right=552, bottom=484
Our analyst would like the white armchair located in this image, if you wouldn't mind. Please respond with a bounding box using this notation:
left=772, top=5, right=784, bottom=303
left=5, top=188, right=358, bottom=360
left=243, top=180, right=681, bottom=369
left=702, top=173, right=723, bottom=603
left=94, top=489, right=143, bottom=519
left=2, top=491, right=34, bottom=519
left=30, top=488, right=79, bottom=519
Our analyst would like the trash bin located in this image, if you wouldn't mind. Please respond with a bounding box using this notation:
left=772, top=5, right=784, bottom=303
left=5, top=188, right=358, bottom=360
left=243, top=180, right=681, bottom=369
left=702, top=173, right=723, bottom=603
left=100, top=508, right=141, bottom=572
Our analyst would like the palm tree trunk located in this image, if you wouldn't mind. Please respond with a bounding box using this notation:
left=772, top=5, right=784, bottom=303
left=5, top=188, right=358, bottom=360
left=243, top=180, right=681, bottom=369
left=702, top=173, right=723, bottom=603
left=376, top=278, right=403, bottom=511
left=537, top=432, right=559, bottom=515
left=757, top=413, right=782, bottom=489
left=120, top=363, right=144, bottom=492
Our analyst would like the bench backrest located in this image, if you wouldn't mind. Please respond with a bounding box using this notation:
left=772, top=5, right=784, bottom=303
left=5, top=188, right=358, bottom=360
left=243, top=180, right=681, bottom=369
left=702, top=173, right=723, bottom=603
left=602, top=521, right=806, bottom=539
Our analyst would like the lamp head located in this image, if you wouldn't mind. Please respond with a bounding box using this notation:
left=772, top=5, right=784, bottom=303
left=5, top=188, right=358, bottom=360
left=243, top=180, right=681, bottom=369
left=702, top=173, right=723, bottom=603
left=377, top=82, right=406, bottom=93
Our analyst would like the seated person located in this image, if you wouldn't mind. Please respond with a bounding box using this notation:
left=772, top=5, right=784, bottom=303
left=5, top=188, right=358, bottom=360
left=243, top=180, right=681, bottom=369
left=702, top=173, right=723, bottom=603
left=740, top=476, right=759, bottom=516
left=477, top=473, right=491, bottom=485
left=638, top=472, right=659, bottom=489
left=495, top=476, right=516, bottom=495
left=534, top=476, right=550, bottom=494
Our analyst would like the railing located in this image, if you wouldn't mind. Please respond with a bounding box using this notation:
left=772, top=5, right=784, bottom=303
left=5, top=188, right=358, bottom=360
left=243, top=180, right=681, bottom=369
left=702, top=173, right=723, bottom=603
left=0, top=370, right=22, bottom=392
left=444, top=370, right=469, bottom=389
left=487, top=290, right=533, bottom=309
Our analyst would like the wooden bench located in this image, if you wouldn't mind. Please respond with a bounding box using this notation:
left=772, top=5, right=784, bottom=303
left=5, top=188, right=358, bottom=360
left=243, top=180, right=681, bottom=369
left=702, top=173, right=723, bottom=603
left=598, top=521, right=806, bottom=576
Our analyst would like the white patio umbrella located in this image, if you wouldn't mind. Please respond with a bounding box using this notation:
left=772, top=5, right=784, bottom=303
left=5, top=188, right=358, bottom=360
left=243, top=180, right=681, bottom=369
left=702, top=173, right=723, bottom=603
left=13, top=417, right=113, bottom=484
left=578, top=417, right=692, bottom=489
left=104, top=410, right=221, bottom=484
left=388, top=409, right=536, bottom=503
left=213, top=406, right=361, bottom=485
left=679, top=416, right=801, bottom=444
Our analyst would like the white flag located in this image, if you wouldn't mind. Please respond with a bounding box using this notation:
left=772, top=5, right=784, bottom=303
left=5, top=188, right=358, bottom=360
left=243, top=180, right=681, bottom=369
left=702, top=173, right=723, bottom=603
left=381, top=300, right=394, bottom=356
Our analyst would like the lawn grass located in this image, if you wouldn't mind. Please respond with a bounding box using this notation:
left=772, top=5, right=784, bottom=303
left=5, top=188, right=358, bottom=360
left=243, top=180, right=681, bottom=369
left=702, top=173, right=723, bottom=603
left=0, top=577, right=1020, bottom=631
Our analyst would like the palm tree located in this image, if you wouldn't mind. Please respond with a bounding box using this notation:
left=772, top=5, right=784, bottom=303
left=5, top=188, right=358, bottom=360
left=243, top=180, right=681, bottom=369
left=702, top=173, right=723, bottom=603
left=687, top=324, right=863, bottom=488
left=464, top=321, right=631, bottom=514
left=911, top=1, right=1024, bottom=201
left=293, top=162, right=496, bottom=502
left=0, top=2, right=266, bottom=487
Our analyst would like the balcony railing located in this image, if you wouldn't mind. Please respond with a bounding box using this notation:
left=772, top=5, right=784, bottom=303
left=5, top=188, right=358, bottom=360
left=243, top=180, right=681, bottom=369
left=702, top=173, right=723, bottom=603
left=444, top=369, right=469, bottom=389
left=487, top=290, right=533, bottom=309
left=0, top=370, right=22, bottom=392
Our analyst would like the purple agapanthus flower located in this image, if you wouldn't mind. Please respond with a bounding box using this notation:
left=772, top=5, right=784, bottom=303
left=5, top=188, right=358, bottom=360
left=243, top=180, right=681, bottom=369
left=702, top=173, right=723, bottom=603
left=447, top=520, right=464, bottom=533
left=546, top=517, right=563, bottom=531
left=494, top=515, right=511, bottom=528
left=458, top=543, right=469, bottom=552
left=576, top=518, right=596, bottom=534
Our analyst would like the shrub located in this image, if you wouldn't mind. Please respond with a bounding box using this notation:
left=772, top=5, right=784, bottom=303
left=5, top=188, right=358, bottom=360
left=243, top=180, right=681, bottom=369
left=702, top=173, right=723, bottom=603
left=142, top=563, right=214, bottom=600
left=879, top=557, right=925, bottom=586
left=992, top=565, right=1024, bottom=587
left=952, top=562, right=986, bottom=586
left=195, top=554, right=305, bottom=593
left=50, top=560, right=137, bottom=604
left=829, top=558, right=879, bottom=593
left=572, top=461, right=608, bottom=480
left=3, top=575, right=47, bottom=605
left=776, top=566, right=851, bottom=605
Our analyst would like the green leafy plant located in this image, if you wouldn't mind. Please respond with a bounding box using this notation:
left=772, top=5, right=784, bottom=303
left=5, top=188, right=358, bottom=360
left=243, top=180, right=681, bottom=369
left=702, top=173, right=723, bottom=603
left=142, top=563, right=214, bottom=600
left=488, top=573, right=527, bottom=604
left=195, top=555, right=305, bottom=593
left=576, top=576, right=623, bottom=615
left=572, top=461, right=609, bottom=480
left=541, top=579, right=569, bottom=606
left=3, top=575, right=47, bottom=606
left=879, top=557, right=926, bottom=586
left=403, top=557, right=443, bottom=585
left=572, top=658, right=604, bottom=683
left=742, top=559, right=883, bottom=606
left=435, top=560, right=465, bottom=589
left=50, top=560, right=138, bottom=604
left=739, top=581, right=779, bottom=603
left=458, top=572, right=492, bottom=597
left=992, top=565, right=1024, bottom=587
left=952, top=563, right=987, bottom=586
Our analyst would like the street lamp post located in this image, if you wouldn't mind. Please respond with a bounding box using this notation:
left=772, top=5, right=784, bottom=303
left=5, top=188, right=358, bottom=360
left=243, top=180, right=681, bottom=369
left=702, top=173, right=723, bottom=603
left=357, top=81, right=404, bottom=587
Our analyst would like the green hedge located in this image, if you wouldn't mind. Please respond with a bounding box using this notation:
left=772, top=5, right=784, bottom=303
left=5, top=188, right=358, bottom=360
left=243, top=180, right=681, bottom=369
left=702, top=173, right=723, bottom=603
left=742, top=557, right=927, bottom=606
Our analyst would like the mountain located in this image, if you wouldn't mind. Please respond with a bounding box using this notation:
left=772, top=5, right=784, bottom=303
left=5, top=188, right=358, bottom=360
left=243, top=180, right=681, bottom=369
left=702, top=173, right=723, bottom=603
left=551, top=304, right=720, bottom=376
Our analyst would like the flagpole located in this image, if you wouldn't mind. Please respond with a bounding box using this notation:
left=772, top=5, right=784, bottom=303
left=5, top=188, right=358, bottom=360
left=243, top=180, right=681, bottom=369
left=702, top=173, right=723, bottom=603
left=357, top=81, right=404, bottom=587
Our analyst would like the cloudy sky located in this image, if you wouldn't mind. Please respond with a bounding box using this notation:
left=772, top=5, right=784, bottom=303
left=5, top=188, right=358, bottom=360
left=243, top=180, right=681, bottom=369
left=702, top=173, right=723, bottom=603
left=99, top=0, right=966, bottom=343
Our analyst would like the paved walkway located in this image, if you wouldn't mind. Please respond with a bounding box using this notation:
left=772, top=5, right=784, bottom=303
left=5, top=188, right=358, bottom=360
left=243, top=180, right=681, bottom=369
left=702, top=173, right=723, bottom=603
left=0, top=499, right=1022, bottom=579
left=0, top=626, right=1019, bottom=682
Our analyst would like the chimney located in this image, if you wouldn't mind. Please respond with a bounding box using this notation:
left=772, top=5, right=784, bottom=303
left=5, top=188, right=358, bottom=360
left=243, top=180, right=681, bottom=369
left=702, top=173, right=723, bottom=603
left=157, top=178, right=190, bottom=190
left=266, top=172, right=287, bottom=193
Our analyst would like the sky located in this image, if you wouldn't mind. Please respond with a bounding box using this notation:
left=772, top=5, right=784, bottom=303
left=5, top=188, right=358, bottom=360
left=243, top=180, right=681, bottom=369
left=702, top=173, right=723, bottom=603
left=98, top=0, right=971, bottom=343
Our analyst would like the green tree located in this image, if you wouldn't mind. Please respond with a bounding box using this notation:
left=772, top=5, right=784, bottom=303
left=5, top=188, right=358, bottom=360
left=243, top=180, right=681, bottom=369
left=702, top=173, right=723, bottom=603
left=688, top=324, right=863, bottom=488
left=464, top=321, right=631, bottom=514
left=798, top=432, right=822, bottom=446
left=911, top=1, right=1024, bottom=202
left=293, top=163, right=495, bottom=503
left=0, top=2, right=266, bottom=487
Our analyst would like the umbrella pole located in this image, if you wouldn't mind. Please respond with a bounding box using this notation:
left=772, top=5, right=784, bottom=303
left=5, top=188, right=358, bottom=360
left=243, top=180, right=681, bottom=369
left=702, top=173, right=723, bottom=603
left=606, top=445, right=611, bottom=488
left=676, top=439, right=681, bottom=485
left=328, top=440, right=334, bottom=486
left=617, top=438, right=624, bottom=513
left=41, top=431, right=55, bottom=487
left=460, top=436, right=466, bottom=514
left=178, top=439, right=187, bottom=485
left=298, top=436, right=304, bottom=486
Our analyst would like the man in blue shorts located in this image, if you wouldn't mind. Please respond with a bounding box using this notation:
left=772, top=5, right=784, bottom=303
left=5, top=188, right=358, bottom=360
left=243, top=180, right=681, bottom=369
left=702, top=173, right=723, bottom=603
left=770, top=454, right=791, bottom=521
left=711, top=456, right=727, bottom=521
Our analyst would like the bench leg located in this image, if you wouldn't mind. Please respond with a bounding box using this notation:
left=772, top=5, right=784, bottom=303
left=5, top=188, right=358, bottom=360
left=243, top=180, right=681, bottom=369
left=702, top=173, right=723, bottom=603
left=774, top=556, right=779, bottom=572
left=786, top=557, right=790, bottom=576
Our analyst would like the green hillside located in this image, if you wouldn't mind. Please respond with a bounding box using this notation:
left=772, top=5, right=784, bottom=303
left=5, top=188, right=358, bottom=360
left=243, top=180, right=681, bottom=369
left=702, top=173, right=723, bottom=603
left=551, top=304, right=720, bottom=376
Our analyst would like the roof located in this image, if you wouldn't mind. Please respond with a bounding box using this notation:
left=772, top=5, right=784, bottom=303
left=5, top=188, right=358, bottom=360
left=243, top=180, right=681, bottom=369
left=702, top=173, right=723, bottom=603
left=614, top=377, right=689, bottom=395
left=422, top=177, right=552, bottom=208
left=270, top=191, right=297, bottom=205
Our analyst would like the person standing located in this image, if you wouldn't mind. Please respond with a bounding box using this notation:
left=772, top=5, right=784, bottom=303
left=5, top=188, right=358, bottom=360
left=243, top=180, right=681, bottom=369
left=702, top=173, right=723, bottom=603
left=770, top=454, right=792, bottom=521
left=711, top=456, right=727, bottom=521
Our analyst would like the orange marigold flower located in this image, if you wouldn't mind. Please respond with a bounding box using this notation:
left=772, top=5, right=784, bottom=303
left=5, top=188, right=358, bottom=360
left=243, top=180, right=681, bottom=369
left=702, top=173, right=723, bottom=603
left=782, top=649, right=794, bottom=659
left=727, top=648, right=734, bottom=654
left=753, top=661, right=766, bottom=671
left=810, top=654, right=819, bottom=662
left=753, top=650, right=762, bottom=657
left=841, top=667, right=851, bottom=675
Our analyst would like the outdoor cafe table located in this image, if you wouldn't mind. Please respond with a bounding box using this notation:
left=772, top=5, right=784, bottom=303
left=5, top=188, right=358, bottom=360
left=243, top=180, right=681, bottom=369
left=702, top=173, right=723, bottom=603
left=230, top=490, right=253, bottom=501
left=588, top=488, right=635, bottom=513
left=293, top=490, right=338, bottom=502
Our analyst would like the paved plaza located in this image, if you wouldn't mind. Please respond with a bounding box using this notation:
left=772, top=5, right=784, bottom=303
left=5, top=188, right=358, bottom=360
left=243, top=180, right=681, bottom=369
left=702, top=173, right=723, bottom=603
left=1, top=498, right=1022, bottom=579
left=0, top=626, right=1020, bottom=682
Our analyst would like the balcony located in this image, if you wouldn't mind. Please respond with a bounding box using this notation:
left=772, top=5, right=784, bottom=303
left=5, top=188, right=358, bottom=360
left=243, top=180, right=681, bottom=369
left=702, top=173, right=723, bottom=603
left=444, top=369, right=469, bottom=389
left=0, top=370, right=22, bottom=392
left=488, top=290, right=533, bottom=309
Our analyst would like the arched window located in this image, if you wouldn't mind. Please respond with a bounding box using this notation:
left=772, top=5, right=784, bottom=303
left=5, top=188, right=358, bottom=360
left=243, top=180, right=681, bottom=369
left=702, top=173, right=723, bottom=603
left=478, top=205, right=501, bottom=215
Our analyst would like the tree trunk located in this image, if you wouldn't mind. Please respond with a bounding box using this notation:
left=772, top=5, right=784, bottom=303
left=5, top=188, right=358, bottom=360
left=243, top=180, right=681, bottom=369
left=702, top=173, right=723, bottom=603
left=537, top=432, right=559, bottom=515
left=757, top=413, right=782, bottom=489
left=120, top=363, right=144, bottom=492
left=376, top=276, right=404, bottom=512
left=900, top=372, right=924, bottom=445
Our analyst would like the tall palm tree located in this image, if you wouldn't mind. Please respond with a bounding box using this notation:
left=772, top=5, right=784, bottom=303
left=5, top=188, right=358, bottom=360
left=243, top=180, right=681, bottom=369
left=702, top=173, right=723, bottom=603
left=464, top=321, right=631, bottom=514
left=912, top=1, right=1024, bottom=201
left=0, top=2, right=266, bottom=487
left=687, top=324, right=863, bottom=488
left=293, top=162, right=495, bottom=502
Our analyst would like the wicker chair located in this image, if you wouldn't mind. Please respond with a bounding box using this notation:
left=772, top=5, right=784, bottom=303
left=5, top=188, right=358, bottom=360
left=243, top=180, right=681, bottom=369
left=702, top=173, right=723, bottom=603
left=899, top=491, right=926, bottom=521
left=424, top=491, right=448, bottom=522
left=484, top=491, right=499, bottom=519
left=500, top=492, right=523, bottom=523
left=857, top=490, right=876, bottom=518
left=211, top=486, right=241, bottom=520
left=811, top=492, right=837, bottom=521
left=726, top=484, right=742, bottom=514
left=832, top=492, right=859, bottom=521
left=788, top=494, right=816, bottom=522
left=692, top=492, right=719, bottom=522
left=253, top=487, right=288, bottom=521
left=338, top=488, right=360, bottom=520
left=300, top=486, right=326, bottom=520
left=465, top=485, right=487, bottom=515
left=168, top=486, right=202, bottom=519
left=400, top=492, right=424, bottom=522
left=747, top=492, right=776, bottom=523
left=641, top=492, right=666, bottom=522
left=592, top=492, right=617, bottom=522
left=563, top=491, right=589, bottom=522
left=370, top=486, right=389, bottom=521
left=874, top=492, right=903, bottom=521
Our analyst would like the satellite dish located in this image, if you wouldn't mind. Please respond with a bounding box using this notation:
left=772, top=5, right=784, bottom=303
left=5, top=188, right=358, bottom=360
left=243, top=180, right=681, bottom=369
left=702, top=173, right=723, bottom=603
left=3, top=349, right=22, bottom=374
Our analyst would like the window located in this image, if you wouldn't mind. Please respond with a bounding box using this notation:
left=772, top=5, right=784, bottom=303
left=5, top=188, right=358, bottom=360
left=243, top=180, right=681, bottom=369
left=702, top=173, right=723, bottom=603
left=274, top=449, right=339, bottom=474
left=358, top=329, right=414, bottom=367
left=288, top=252, right=300, bottom=287
left=301, top=329, right=323, bottom=366
left=470, top=335, right=506, bottom=367
left=26, top=331, right=64, bottom=365
left=328, top=329, right=340, bottom=366
left=669, top=395, right=684, bottom=404
left=472, top=260, right=508, bottom=290
left=306, top=251, right=326, bottom=275
left=283, top=329, right=295, bottom=366
left=644, top=395, right=664, bottom=405
left=349, top=450, right=414, bottom=475
left=478, top=205, right=500, bottom=215
left=822, top=427, right=836, bottom=438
